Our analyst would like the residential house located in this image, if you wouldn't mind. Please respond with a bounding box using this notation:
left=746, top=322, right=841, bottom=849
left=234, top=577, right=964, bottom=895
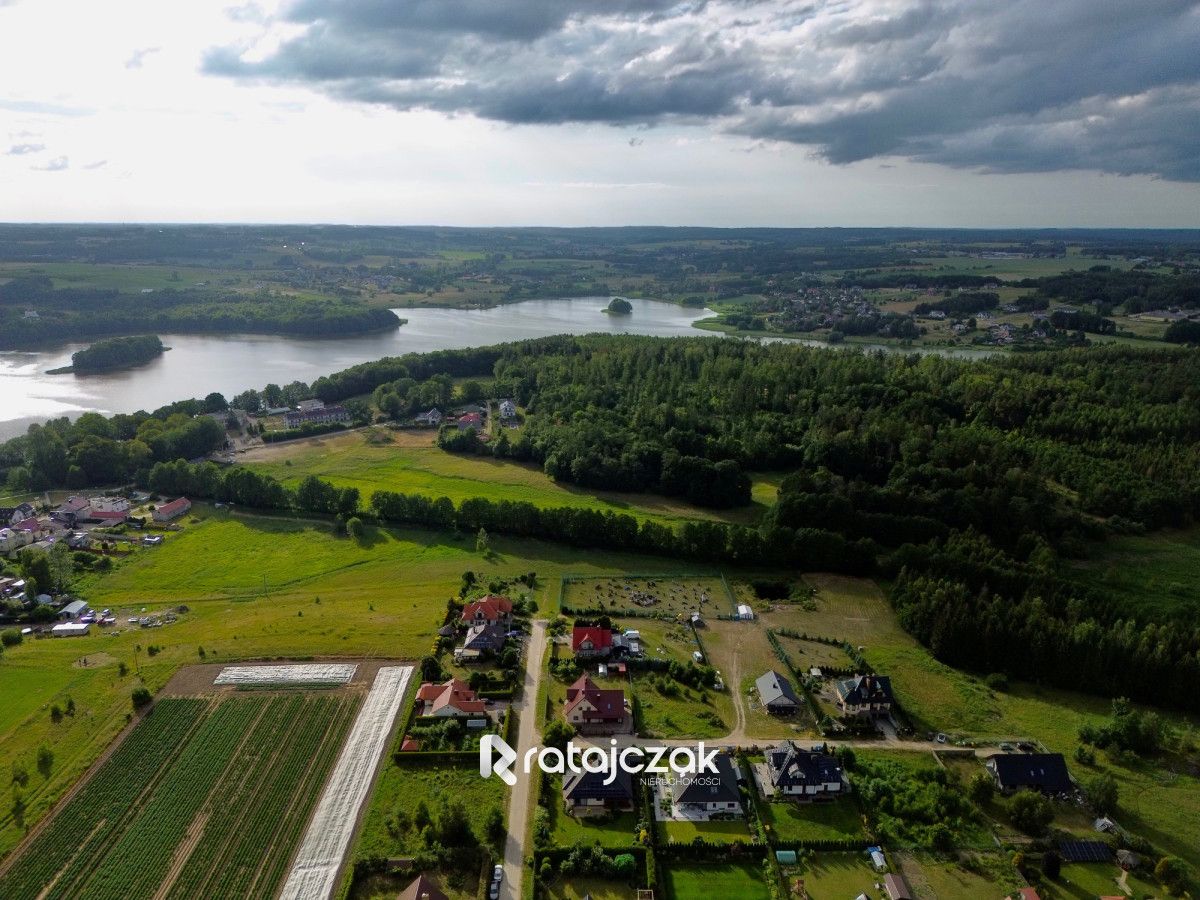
left=456, top=623, right=507, bottom=660
left=764, top=741, right=846, bottom=799
left=455, top=404, right=487, bottom=417
left=456, top=412, right=483, bottom=431
left=153, top=497, right=192, bottom=523
left=883, top=873, right=913, bottom=900
left=397, top=873, right=448, bottom=900
left=296, top=398, right=325, bottom=412
left=0, top=528, right=34, bottom=554
left=284, top=405, right=349, bottom=429
left=755, top=670, right=800, bottom=714
left=416, top=678, right=489, bottom=718
left=461, top=595, right=514, bottom=627
left=414, top=408, right=443, bottom=427
left=572, top=626, right=613, bottom=660
left=498, top=399, right=517, bottom=419
left=564, top=675, right=628, bottom=735
left=673, top=751, right=742, bottom=816
left=53, top=496, right=90, bottom=522
left=987, top=753, right=1072, bottom=796
left=0, top=502, right=37, bottom=526
left=834, top=674, right=894, bottom=717
left=562, top=766, right=634, bottom=814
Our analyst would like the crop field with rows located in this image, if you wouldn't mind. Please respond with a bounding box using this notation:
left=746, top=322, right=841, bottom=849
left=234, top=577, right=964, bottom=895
left=0, top=693, right=359, bottom=900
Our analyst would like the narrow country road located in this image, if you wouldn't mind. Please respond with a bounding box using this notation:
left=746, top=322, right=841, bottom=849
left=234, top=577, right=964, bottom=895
left=501, top=620, right=547, bottom=900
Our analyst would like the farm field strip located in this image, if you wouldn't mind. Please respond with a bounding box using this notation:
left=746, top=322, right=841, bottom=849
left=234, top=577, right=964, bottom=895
left=0, top=698, right=207, bottom=900
left=278, top=665, right=414, bottom=900
left=165, top=694, right=360, bottom=900
left=63, top=695, right=267, bottom=900
left=213, top=663, right=359, bottom=685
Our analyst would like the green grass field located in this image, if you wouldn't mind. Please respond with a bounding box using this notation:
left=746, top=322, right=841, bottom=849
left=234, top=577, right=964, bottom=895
left=758, top=798, right=866, bottom=843
left=0, top=692, right=355, bottom=900
left=354, top=760, right=507, bottom=858
left=242, top=428, right=773, bottom=526
left=662, top=860, right=771, bottom=900
left=1066, top=527, right=1200, bottom=621
left=660, top=818, right=753, bottom=843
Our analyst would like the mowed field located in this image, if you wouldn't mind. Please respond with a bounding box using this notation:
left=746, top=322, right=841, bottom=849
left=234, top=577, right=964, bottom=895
left=0, top=505, right=735, bottom=859
left=241, top=428, right=776, bottom=526
left=0, top=692, right=357, bottom=900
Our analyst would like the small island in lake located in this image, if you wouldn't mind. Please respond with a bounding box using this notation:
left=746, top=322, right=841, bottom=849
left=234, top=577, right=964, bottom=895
left=48, top=334, right=167, bottom=374
left=604, top=297, right=633, bottom=315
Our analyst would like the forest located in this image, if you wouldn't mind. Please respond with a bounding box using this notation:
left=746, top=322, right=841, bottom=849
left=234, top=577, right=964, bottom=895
left=61, top=335, right=165, bottom=374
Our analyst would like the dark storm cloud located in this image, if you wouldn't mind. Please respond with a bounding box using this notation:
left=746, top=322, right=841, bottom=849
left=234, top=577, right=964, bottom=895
left=203, top=0, right=1200, bottom=180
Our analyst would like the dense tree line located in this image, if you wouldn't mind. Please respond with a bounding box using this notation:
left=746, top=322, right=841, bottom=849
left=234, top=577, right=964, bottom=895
left=1048, top=308, right=1116, bottom=335
left=912, top=292, right=999, bottom=316
left=67, top=335, right=165, bottom=373
left=0, top=278, right=400, bottom=349
left=1022, top=266, right=1200, bottom=314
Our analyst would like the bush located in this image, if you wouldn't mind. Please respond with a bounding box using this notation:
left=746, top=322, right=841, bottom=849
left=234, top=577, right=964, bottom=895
left=1, top=628, right=22, bottom=648
left=984, top=672, right=1009, bottom=691
left=131, top=686, right=152, bottom=710
left=1008, top=790, right=1054, bottom=835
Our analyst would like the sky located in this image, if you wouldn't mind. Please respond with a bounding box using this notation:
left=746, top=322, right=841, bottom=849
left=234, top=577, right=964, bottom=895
left=1, top=0, right=1199, bottom=227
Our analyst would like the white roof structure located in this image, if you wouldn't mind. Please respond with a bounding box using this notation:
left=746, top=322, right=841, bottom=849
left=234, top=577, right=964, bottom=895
left=214, top=663, right=357, bottom=686
left=51, top=623, right=90, bottom=636
left=736, top=604, right=755, bottom=620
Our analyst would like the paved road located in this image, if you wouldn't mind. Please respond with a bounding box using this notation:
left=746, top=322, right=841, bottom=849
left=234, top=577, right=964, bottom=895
left=501, top=620, right=548, bottom=900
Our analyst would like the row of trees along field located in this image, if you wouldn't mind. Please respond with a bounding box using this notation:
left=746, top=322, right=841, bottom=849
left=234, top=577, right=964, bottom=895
left=3, top=334, right=1200, bottom=711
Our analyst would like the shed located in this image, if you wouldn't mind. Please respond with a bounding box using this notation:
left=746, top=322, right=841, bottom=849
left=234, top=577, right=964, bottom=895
left=736, top=604, right=754, bottom=620
left=51, top=623, right=90, bottom=637
left=60, top=599, right=89, bottom=619
left=868, top=847, right=887, bottom=871
left=774, top=850, right=797, bottom=864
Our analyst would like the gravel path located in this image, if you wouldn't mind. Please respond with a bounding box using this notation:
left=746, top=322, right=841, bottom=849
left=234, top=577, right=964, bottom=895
left=278, top=665, right=413, bottom=900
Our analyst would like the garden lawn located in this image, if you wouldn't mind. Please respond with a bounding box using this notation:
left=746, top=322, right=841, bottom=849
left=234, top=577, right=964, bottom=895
left=757, top=799, right=866, bottom=843
left=662, top=860, right=771, bottom=900
left=897, top=852, right=1023, bottom=899
left=661, top=818, right=753, bottom=844
left=546, top=775, right=639, bottom=849
left=545, top=878, right=631, bottom=900
left=1041, top=863, right=1162, bottom=900
left=783, top=852, right=879, bottom=898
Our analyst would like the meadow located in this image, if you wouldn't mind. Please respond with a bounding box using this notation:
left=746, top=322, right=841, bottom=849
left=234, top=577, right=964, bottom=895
left=242, top=428, right=774, bottom=526
left=756, top=798, right=866, bottom=843
left=0, top=691, right=356, bottom=900
left=1065, top=526, right=1200, bottom=621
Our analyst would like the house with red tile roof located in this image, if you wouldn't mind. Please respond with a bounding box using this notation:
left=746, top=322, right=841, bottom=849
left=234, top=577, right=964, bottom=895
left=153, top=497, right=192, bottom=523
left=461, top=595, right=513, bottom=626
left=564, top=675, right=629, bottom=734
left=416, top=678, right=488, bottom=718
left=572, top=626, right=613, bottom=660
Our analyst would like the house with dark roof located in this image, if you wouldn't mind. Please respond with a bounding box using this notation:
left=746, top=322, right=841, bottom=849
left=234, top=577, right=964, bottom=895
left=456, top=623, right=507, bottom=660
left=756, top=670, right=800, bottom=714
left=834, top=674, right=894, bottom=717
left=671, top=751, right=743, bottom=817
left=564, top=676, right=629, bottom=735
left=764, top=741, right=846, bottom=799
left=987, top=752, right=1072, bottom=796
left=461, top=595, right=513, bottom=627
left=397, top=872, right=448, bottom=900
left=572, top=626, right=614, bottom=660
left=416, top=678, right=489, bottom=718
left=562, top=766, right=634, bottom=814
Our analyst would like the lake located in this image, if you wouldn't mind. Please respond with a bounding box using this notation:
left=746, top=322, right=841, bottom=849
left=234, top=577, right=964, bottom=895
left=0, top=297, right=716, bottom=440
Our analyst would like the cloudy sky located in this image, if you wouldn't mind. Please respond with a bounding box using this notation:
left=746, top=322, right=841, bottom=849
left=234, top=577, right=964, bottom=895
left=2, top=0, right=1199, bottom=226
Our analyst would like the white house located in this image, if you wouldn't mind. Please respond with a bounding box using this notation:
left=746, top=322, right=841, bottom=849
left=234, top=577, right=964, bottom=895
left=297, top=398, right=325, bottom=412
left=415, top=408, right=444, bottom=427
left=498, top=399, right=517, bottom=419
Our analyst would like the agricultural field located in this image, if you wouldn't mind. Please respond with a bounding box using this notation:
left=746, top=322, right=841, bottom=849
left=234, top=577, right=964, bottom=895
left=0, top=507, right=739, bottom=858
left=242, top=428, right=773, bottom=526
left=661, top=860, right=772, bottom=900
left=0, top=690, right=358, bottom=900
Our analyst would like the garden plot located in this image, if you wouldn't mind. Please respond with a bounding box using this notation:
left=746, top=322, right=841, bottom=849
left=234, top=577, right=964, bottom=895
left=214, top=663, right=358, bottom=685
left=562, top=575, right=734, bottom=617
left=279, top=664, right=414, bottom=900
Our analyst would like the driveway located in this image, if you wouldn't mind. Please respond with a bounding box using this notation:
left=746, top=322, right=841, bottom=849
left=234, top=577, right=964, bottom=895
left=501, top=619, right=548, bottom=899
